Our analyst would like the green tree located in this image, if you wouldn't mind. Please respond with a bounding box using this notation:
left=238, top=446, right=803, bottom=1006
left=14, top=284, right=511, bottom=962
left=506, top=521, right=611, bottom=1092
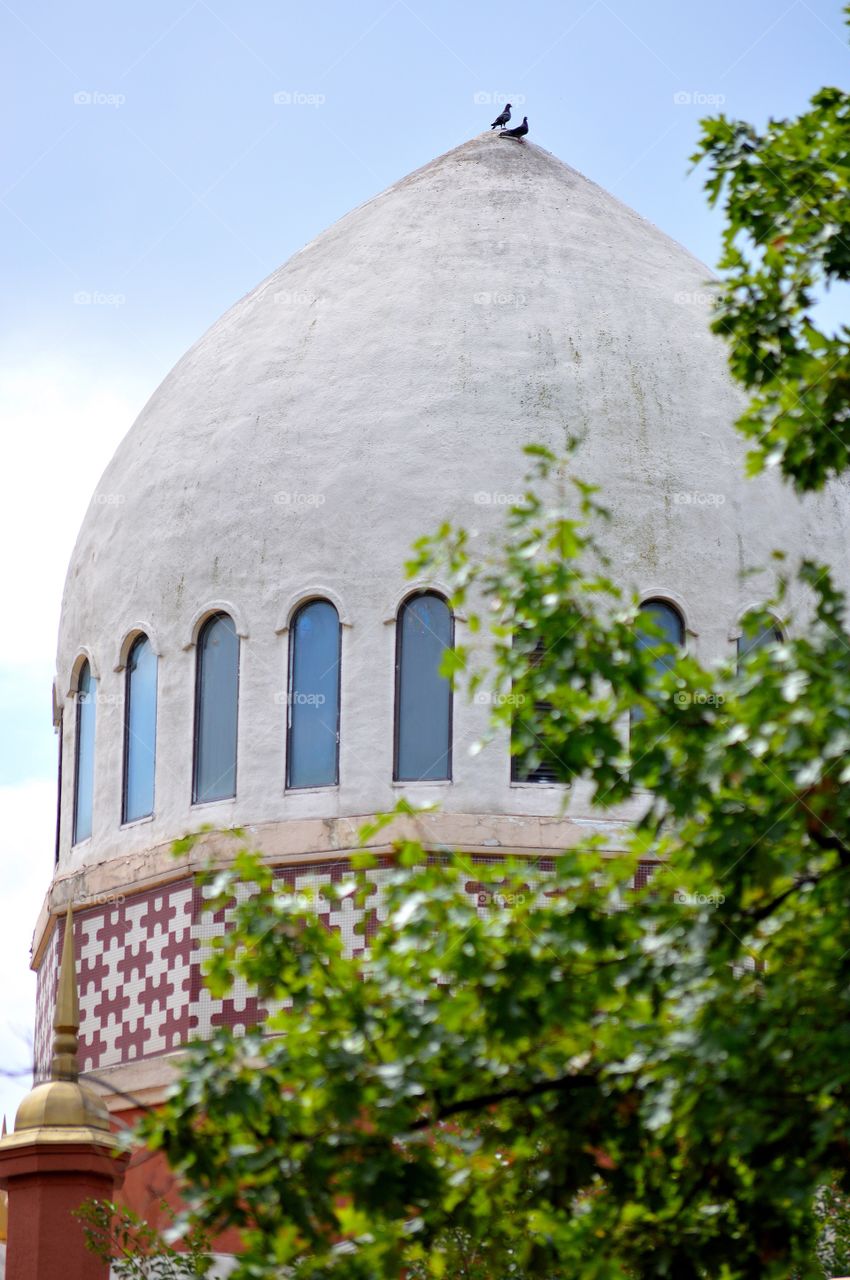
left=814, top=1182, right=850, bottom=1278
left=693, top=13, right=850, bottom=492
left=135, top=445, right=850, bottom=1277
left=134, top=11, right=850, bottom=1277
left=77, top=1199, right=212, bottom=1277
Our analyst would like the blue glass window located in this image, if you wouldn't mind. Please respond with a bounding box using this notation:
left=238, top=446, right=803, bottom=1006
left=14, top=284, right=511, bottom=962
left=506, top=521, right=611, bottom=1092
left=632, top=600, right=684, bottom=724
left=287, top=600, right=341, bottom=789
left=737, top=616, right=782, bottom=667
left=123, top=635, right=157, bottom=822
left=54, top=710, right=63, bottom=864
left=394, top=593, right=453, bottom=781
left=193, top=613, right=239, bottom=804
left=73, top=661, right=96, bottom=843
left=511, top=639, right=560, bottom=783
left=637, top=599, right=684, bottom=674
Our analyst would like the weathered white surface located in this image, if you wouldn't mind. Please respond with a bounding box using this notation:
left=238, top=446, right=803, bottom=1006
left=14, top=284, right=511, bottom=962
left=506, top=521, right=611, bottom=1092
left=53, top=133, right=850, bottom=875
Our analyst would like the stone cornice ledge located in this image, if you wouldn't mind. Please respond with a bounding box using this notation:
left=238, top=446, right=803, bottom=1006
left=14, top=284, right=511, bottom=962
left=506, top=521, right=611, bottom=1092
left=83, top=1053, right=183, bottom=1114
left=33, top=809, right=641, bottom=967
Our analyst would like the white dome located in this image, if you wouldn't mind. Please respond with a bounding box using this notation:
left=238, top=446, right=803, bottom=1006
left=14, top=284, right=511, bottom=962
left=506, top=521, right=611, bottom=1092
left=53, top=133, right=850, bottom=871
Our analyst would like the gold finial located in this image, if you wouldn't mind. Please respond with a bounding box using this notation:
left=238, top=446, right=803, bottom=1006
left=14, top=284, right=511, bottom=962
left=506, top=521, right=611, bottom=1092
left=5, top=903, right=114, bottom=1141
left=51, top=905, right=80, bottom=1082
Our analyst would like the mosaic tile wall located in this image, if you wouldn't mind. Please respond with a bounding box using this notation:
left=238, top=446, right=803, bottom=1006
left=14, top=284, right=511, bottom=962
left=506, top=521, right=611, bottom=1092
left=33, top=857, right=659, bottom=1079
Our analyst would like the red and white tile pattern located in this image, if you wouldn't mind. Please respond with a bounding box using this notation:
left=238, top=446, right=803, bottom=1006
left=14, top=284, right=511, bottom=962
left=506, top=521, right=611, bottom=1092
left=33, top=925, right=61, bottom=1081
left=33, top=858, right=660, bottom=1080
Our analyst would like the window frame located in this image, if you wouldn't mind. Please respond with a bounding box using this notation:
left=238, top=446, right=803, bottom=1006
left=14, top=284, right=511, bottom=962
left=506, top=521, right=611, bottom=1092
left=122, top=633, right=158, bottom=824
left=72, top=660, right=96, bottom=845
left=54, top=709, right=63, bottom=863
left=509, top=638, right=563, bottom=786
left=736, top=613, right=783, bottom=668
left=637, top=597, right=686, bottom=656
left=393, top=590, right=454, bottom=783
left=285, top=598, right=342, bottom=791
left=192, top=611, right=240, bottom=806
left=630, top=598, right=686, bottom=729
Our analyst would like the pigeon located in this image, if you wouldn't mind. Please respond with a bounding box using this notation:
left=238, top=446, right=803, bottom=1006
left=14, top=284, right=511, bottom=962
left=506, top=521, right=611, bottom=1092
left=499, top=116, right=528, bottom=141
left=490, top=103, right=511, bottom=129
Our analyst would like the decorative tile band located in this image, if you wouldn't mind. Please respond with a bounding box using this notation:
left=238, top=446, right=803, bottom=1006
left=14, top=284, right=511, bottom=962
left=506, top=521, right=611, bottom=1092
left=34, top=856, right=659, bottom=1080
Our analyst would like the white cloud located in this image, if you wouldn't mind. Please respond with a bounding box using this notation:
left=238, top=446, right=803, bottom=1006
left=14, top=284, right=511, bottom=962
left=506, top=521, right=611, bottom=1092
left=0, top=358, right=147, bottom=1123
left=0, top=358, right=146, bottom=668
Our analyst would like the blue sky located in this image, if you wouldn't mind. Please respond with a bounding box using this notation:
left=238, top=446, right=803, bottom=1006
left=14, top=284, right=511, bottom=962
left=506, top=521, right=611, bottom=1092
left=0, top=0, right=847, bottom=1118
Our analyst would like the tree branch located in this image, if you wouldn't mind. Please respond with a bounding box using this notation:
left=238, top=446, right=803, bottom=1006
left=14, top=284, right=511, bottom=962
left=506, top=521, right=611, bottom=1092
left=410, top=1071, right=599, bottom=1132
left=742, top=859, right=850, bottom=924
left=807, top=826, right=850, bottom=866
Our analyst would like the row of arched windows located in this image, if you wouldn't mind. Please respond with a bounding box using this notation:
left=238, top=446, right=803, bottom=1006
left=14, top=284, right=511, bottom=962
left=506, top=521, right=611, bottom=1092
left=636, top=599, right=782, bottom=672
left=70, top=593, right=455, bottom=847
left=505, top=600, right=782, bottom=783
left=68, top=594, right=784, bottom=847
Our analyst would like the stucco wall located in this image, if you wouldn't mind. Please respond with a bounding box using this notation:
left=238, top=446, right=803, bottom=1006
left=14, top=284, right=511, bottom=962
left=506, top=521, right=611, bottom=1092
left=47, top=132, right=850, bottom=921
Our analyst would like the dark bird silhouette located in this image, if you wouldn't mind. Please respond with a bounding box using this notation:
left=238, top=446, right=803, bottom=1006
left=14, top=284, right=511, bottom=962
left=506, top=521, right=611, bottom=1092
left=490, top=103, right=511, bottom=129
left=499, top=116, right=528, bottom=140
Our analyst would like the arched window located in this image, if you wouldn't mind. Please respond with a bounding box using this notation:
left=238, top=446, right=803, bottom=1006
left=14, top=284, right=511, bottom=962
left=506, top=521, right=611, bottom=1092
left=123, top=635, right=158, bottom=822
left=73, top=661, right=96, bottom=844
left=633, top=599, right=685, bottom=723
left=511, top=639, right=560, bottom=784
left=394, top=592, right=453, bottom=782
left=54, top=710, right=63, bottom=863
left=637, top=599, right=685, bottom=671
left=287, top=600, right=341, bottom=789
left=737, top=614, right=782, bottom=667
left=193, top=613, right=239, bottom=804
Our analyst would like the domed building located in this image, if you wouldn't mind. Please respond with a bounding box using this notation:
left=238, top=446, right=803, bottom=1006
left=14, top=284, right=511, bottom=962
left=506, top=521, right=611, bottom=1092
left=29, top=132, right=850, bottom=1214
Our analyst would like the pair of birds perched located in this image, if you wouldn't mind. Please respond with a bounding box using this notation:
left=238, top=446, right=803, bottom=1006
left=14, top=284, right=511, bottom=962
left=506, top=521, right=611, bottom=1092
left=490, top=103, right=528, bottom=139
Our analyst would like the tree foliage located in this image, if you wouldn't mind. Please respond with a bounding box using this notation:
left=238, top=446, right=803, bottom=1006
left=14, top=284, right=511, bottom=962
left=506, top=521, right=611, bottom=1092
left=134, top=10, right=850, bottom=1277
left=134, top=440, right=850, bottom=1278
left=77, top=1198, right=212, bottom=1277
left=693, top=10, right=850, bottom=491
